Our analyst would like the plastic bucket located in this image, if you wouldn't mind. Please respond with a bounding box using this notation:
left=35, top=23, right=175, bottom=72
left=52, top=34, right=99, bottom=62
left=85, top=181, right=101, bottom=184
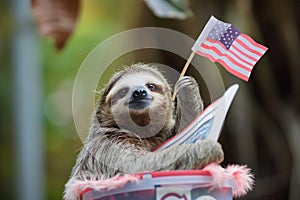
left=80, top=170, right=236, bottom=200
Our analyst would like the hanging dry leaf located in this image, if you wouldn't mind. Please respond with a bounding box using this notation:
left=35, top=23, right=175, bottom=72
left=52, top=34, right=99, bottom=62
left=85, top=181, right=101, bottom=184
left=31, top=0, right=80, bottom=50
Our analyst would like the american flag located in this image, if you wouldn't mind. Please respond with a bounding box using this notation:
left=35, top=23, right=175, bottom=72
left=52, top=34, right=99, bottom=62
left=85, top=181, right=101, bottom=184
left=192, top=16, right=268, bottom=81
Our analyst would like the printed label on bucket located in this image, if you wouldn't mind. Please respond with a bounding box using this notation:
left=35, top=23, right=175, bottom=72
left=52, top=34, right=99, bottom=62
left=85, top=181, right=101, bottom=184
left=156, top=186, right=192, bottom=200
left=156, top=186, right=232, bottom=200
left=195, top=195, right=216, bottom=200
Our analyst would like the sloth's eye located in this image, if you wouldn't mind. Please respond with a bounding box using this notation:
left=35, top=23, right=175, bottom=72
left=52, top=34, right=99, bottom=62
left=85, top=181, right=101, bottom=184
left=110, top=87, right=129, bottom=104
left=146, top=83, right=156, bottom=91
left=118, top=88, right=129, bottom=97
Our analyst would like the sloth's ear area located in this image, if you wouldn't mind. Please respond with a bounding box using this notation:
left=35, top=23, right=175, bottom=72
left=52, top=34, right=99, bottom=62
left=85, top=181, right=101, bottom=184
left=95, top=73, right=124, bottom=125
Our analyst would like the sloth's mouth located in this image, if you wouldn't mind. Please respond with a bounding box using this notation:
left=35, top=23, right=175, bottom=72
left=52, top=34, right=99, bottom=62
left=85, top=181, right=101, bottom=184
left=128, top=99, right=151, bottom=110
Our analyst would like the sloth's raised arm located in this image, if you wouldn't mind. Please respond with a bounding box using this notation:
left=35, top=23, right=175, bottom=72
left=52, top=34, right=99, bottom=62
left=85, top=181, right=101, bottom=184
left=174, top=76, right=204, bottom=133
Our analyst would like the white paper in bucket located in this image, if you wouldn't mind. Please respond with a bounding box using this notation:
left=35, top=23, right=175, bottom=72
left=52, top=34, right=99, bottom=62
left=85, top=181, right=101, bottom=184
left=154, top=84, right=239, bottom=151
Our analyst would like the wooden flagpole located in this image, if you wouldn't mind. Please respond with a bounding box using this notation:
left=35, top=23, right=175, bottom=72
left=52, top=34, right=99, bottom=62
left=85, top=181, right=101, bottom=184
left=172, top=51, right=196, bottom=101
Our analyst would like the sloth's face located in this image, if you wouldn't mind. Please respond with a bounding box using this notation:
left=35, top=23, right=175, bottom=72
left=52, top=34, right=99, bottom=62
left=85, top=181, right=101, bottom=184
left=106, top=71, right=170, bottom=130
left=107, top=72, right=167, bottom=112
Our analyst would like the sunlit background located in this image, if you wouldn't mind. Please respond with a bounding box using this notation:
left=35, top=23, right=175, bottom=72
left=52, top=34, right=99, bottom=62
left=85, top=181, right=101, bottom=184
left=0, top=0, right=299, bottom=199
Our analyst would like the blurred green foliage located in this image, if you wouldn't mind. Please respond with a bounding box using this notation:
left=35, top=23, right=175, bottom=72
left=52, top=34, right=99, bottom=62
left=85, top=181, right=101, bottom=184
left=42, top=2, right=122, bottom=199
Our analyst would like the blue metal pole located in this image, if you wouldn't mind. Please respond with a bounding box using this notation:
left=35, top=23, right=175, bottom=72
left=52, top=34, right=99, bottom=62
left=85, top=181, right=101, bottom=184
left=11, top=1, right=45, bottom=200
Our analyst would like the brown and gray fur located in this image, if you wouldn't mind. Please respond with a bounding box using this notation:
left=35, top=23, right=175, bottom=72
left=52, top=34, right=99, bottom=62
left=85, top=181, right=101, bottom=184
left=65, top=63, right=224, bottom=193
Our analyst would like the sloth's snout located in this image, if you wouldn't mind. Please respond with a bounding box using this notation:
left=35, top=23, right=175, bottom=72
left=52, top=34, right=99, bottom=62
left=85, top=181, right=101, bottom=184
left=132, top=86, right=148, bottom=100
left=128, top=86, right=152, bottom=110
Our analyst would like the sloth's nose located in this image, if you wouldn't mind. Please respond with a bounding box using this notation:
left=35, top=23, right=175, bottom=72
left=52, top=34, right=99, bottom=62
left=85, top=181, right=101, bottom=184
left=132, top=87, right=148, bottom=100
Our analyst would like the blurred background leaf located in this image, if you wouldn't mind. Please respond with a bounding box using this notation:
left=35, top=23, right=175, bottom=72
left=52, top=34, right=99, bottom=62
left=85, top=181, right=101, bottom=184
left=144, top=0, right=193, bottom=20
left=31, top=0, right=80, bottom=50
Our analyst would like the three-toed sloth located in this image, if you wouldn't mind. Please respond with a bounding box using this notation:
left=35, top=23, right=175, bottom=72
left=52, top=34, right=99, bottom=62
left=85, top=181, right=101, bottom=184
left=66, top=63, right=224, bottom=185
